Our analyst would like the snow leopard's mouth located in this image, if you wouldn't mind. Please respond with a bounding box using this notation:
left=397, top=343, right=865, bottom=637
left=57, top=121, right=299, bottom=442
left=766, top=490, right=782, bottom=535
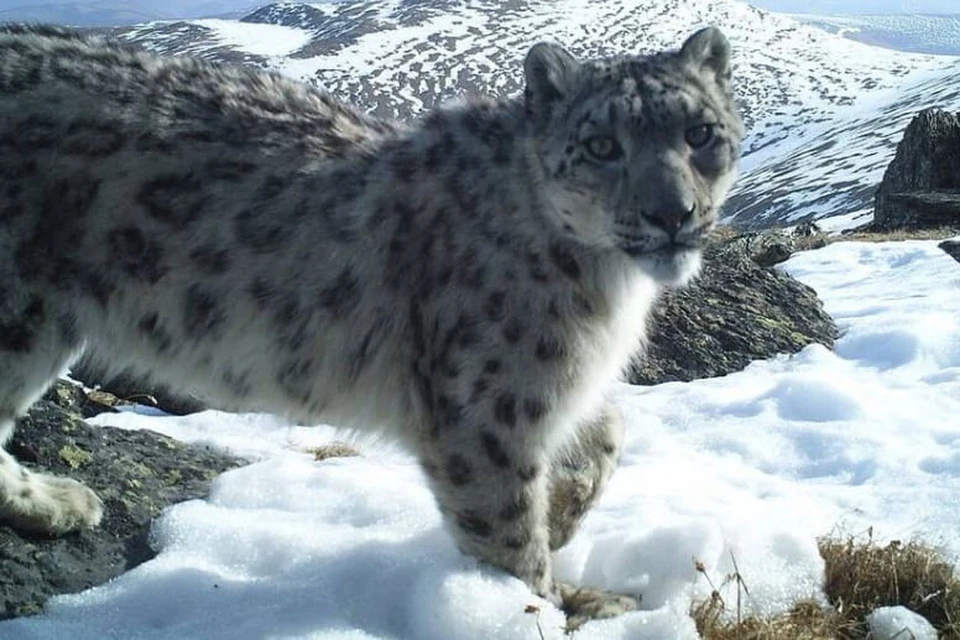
left=615, top=218, right=714, bottom=258
left=621, top=241, right=701, bottom=259
left=624, top=242, right=703, bottom=286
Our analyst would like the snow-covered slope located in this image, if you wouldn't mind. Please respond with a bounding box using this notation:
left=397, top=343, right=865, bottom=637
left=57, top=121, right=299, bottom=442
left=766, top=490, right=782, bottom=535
left=117, top=0, right=946, bottom=137
left=109, top=0, right=960, bottom=231
left=114, top=17, right=312, bottom=63
left=750, top=0, right=958, bottom=12
left=726, top=59, right=960, bottom=229
left=794, top=13, right=960, bottom=55
left=3, top=238, right=959, bottom=639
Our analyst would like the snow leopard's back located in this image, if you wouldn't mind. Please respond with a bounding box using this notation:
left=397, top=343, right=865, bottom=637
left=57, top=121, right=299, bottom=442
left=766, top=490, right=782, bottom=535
left=0, top=25, right=416, bottom=432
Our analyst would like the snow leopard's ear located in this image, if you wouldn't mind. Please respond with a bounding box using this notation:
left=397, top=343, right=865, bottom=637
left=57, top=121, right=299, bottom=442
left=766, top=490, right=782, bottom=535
left=679, top=27, right=732, bottom=83
left=524, top=42, right=581, bottom=118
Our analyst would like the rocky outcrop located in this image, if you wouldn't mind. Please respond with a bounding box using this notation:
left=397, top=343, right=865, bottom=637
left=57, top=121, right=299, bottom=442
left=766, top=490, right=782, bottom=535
left=874, top=109, right=960, bottom=229
left=0, top=381, right=241, bottom=620
left=632, top=230, right=837, bottom=385
left=70, top=356, right=207, bottom=416
left=941, top=239, right=960, bottom=264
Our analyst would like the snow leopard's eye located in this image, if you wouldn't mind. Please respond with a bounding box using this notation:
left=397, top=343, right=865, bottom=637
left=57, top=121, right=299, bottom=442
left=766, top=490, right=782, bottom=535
left=583, top=136, right=623, bottom=162
left=684, top=124, right=716, bottom=149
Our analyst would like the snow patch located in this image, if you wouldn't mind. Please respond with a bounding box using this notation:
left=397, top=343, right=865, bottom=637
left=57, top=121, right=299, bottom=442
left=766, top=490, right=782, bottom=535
left=866, top=606, right=938, bottom=640
left=192, top=19, right=314, bottom=57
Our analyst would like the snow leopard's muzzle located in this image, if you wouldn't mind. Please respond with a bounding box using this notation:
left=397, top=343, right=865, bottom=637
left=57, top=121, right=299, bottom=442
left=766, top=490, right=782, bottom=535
left=614, top=148, right=733, bottom=287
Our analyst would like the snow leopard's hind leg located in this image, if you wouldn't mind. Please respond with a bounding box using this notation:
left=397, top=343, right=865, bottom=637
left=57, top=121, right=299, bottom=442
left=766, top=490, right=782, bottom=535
left=0, top=294, right=103, bottom=535
left=548, top=404, right=640, bottom=628
left=547, top=404, right=625, bottom=551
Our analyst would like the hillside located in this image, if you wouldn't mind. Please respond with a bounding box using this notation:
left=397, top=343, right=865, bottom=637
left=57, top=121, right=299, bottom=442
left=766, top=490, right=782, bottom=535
left=107, top=0, right=960, bottom=230
left=794, top=12, right=960, bottom=55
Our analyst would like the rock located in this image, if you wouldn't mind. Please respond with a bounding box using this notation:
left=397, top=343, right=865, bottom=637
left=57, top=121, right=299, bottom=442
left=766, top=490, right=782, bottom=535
left=70, top=355, right=207, bottom=416
left=940, top=239, right=960, bottom=264
left=716, top=229, right=797, bottom=266
left=878, top=192, right=960, bottom=228
left=0, top=380, right=242, bottom=620
left=631, top=233, right=837, bottom=385
left=752, top=240, right=794, bottom=268
left=793, top=220, right=822, bottom=237
left=874, top=108, right=960, bottom=229
left=792, top=221, right=829, bottom=250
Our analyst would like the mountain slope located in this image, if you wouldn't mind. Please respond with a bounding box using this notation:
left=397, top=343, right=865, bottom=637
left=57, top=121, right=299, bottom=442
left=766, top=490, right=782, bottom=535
left=111, top=0, right=960, bottom=230
left=727, top=62, right=960, bottom=230
left=793, top=13, right=960, bottom=56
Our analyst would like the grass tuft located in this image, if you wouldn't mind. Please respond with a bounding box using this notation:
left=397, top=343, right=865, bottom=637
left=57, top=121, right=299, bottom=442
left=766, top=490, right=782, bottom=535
left=692, top=532, right=960, bottom=639
left=834, top=225, right=960, bottom=243
left=306, top=441, right=361, bottom=461
left=820, top=533, right=960, bottom=638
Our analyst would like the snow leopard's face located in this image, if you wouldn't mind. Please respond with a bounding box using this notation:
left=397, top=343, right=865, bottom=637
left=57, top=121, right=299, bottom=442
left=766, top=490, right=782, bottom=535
left=523, top=28, right=744, bottom=286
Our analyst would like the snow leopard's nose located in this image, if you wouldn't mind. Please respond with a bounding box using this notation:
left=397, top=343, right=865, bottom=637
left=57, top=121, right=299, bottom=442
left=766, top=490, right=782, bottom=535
left=642, top=202, right=695, bottom=239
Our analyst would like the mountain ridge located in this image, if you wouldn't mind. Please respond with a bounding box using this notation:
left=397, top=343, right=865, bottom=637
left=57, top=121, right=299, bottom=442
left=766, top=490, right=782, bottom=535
left=104, top=0, right=960, bottom=229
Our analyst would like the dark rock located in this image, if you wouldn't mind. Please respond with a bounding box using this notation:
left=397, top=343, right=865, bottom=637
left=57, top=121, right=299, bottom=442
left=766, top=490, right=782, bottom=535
left=792, top=222, right=829, bottom=251
left=1, top=380, right=242, bottom=620
left=712, top=229, right=799, bottom=267
left=874, top=108, right=960, bottom=229
left=753, top=241, right=794, bottom=268
left=631, top=233, right=838, bottom=385
left=71, top=355, right=207, bottom=416
left=940, top=239, right=960, bottom=264
left=793, top=220, right=823, bottom=237
left=879, top=191, right=960, bottom=228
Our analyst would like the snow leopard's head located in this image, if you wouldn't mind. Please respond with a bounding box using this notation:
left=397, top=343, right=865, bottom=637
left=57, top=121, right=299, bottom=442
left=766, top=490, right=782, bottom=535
left=523, top=27, right=743, bottom=286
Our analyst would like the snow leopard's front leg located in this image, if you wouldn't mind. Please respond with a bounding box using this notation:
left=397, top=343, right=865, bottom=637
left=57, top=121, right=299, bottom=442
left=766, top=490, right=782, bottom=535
left=418, top=399, right=638, bottom=625
left=420, top=426, right=557, bottom=598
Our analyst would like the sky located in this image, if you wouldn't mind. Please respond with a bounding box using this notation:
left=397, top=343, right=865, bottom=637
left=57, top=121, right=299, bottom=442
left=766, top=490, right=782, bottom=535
left=0, top=0, right=956, bottom=15
left=0, top=1, right=264, bottom=14
left=748, top=0, right=957, bottom=12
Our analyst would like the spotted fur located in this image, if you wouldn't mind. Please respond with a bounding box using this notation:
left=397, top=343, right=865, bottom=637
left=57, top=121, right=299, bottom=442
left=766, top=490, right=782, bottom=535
left=0, top=24, right=742, bottom=622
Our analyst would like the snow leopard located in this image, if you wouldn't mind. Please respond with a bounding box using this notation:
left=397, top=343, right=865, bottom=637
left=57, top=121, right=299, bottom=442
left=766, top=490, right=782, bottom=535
left=0, top=24, right=743, bottom=623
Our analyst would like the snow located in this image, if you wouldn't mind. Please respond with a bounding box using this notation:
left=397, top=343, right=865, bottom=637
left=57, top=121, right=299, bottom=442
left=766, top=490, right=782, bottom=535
left=812, top=207, right=873, bottom=234
left=191, top=19, right=315, bottom=57
left=866, top=606, right=938, bottom=640
left=117, top=0, right=960, bottom=231
left=725, top=55, right=960, bottom=231
left=3, top=239, right=958, bottom=638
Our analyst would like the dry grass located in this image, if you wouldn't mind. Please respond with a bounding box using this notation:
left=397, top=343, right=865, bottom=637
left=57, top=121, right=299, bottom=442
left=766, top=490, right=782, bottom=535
left=305, top=441, right=361, bottom=461
left=692, top=533, right=960, bottom=639
left=694, top=596, right=846, bottom=639
left=791, top=224, right=958, bottom=254
left=692, top=552, right=849, bottom=640
left=832, top=225, right=960, bottom=244
left=820, top=534, right=960, bottom=638
left=711, top=223, right=960, bottom=257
